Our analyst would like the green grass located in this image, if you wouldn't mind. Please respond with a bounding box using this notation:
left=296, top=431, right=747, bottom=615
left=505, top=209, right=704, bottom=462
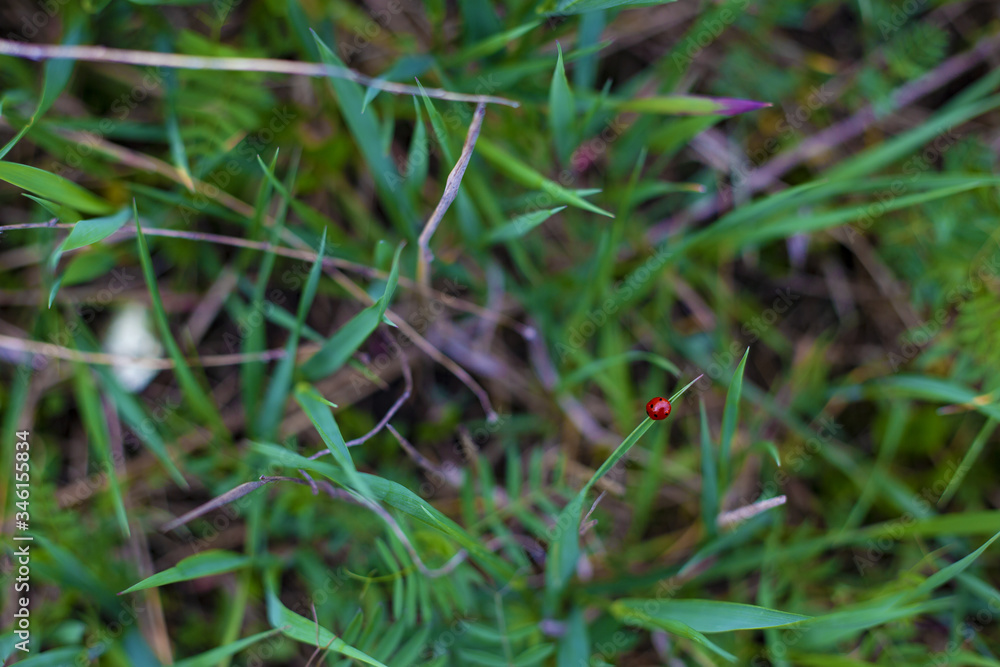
left=1, top=1, right=1000, bottom=665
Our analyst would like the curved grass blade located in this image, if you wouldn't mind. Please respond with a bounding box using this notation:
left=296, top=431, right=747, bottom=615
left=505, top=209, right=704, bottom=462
left=0, top=162, right=113, bottom=215
left=484, top=207, right=565, bottom=245
left=264, top=568, right=390, bottom=667
left=172, top=628, right=284, bottom=667
left=545, top=417, right=655, bottom=605
left=120, top=550, right=250, bottom=594
left=609, top=600, right=735, bottom=662
left=294, top=383, right=372, bottom=498
left=475, top=136, right=612, bottom=217
left=251, top=442, right=515, bottom=580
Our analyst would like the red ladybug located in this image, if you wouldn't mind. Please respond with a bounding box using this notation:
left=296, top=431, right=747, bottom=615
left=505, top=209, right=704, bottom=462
left=646, top=397, right=671, bottom=420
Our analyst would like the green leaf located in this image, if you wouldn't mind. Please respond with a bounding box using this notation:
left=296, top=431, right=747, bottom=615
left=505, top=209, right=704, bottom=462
left=0, top=17, right=85, bottom=159
left=719, top=348, right=749, bottom=488
left=162, top=65, right=195, bottom=192
left=60, top=207, right=132, bottom=252
left=310, top=31, right=417, bottom=235
left=609, top=95, right=769, bottom=116
left=0, top=162, right=114, bottom=215
left=23, top=194, right=81, bottom=224
left=263, top=568, right=390, bottom=667
left=48, top=208, right=131, bottom=307
left=254, top=228, right=327, bottom=439
left=865, top=375, right=1000, bottom=421
left=557, top=607, right=589, bottom=667
left=485, top=207, right=566, bottom=244
left=612, top=599, right=810, bottom=633
left=541, top=0, right=678, bottom=15
left=294, top=383, right=372, bottom=498
left=416, top=80, right=457, bottom=163
left=793, top=598, right=952, bottom=650
left=700, top=397, right=719, bottom=536
left=549, top=43, right=574, bottom=163
left=610, top=600, right=735, bottom=662
left=405, top=97, right=429, bottom=194
left=303, top=243, right=403, bottom=381
left=253, top=155, right=347, bottom=244
left=7, top=648, right=88, bottom=667
left=71, top=364, right=129, bottom=538
left=448, top=21, right=541, bottom=63
left=120, top=550, right=250, bottom=594
left=893, top=528, right=1000, bottom=607
left=475, top=136, right=613, bottom=217
left=59, top=249, right=116, bottom=287
left=172, top=628, right=284, bottom=667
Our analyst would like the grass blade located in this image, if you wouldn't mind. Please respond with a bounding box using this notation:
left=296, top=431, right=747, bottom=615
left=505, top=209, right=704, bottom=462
left=719, top=347, right=749, bottom=488
left=612, top=599, right=809, bottom=632
left=475, top=136, right=613, bottom=217
left=264, top=568, right=389, bottom=667
left=254, top=228, right=327, bottom=439
left=120, top=550, right=250, bottom=594
left=700, top=397, right=719, bottom=537
left=549, top=43, right=574, bottom=163
left=0, top=162, right=113, bottom=215
left=302, top=242, right=403, bottom=381
left=71, top=363, right=129, bottom=537
left=133, top=201, right=229, bottom=441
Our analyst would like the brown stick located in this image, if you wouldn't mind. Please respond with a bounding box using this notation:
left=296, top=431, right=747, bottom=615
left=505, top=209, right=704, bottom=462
left=416, top=102, right=488, bottom=290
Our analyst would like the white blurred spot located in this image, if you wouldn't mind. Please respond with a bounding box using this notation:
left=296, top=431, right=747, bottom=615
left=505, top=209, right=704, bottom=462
left=103, top=302, right=163, bottom=393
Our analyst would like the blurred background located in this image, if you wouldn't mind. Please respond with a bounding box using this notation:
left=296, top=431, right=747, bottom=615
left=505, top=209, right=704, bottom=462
left=1, top=0, right=1000, bottom=665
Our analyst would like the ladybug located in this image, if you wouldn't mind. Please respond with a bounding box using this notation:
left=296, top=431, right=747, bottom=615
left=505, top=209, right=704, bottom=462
left=646, top=397, right=672, bottom=420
